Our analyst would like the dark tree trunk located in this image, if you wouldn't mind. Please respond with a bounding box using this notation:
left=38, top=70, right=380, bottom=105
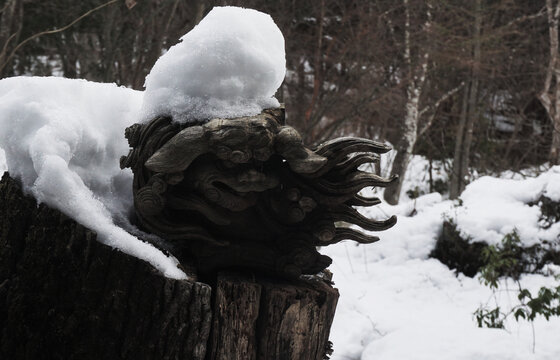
left=0, top=173, right=213, bottom=360
left=209, top=272, right=338, bottom=360
left=0, top=172, right=339, bottom=360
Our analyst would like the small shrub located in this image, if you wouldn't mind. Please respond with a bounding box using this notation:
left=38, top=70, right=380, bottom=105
left=432, top=221, right=560, bottom=277
left=532, top=195, right=560, bottom=229
left=432, top=178, right=448, bottom=194
left=406, top=186, right=424, bottom=200
left=475, top=230, right=560, bottom=335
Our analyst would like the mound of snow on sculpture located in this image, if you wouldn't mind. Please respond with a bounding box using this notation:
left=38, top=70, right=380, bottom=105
left=141, top=6, right=286, bottom=123
left=0, top=76, right=185, bottom=279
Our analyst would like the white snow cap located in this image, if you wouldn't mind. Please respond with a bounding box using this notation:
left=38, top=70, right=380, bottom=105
left=141, top=6, right=286, bottom=123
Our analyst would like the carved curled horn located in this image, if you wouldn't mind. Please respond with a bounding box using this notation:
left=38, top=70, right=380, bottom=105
left=145, top=125, right=208, bottom=173
left=315, top=137, right=392, bottom=157
left=274, top=127, right=327, bottom=174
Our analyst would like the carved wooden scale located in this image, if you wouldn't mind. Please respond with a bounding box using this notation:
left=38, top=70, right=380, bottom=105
left=121, top=108, right=397, bottom=277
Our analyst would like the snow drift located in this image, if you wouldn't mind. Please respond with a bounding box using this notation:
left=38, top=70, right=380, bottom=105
left=323, top=161, right=560, bottom=360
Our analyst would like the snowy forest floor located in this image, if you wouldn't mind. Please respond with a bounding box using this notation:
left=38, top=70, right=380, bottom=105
left=323, top=157, right=560, bottom=360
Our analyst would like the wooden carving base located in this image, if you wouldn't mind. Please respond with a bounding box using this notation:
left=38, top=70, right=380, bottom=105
left=209, top=272, right=338, bottom=360
left=0, top=173, right=212, bottom=360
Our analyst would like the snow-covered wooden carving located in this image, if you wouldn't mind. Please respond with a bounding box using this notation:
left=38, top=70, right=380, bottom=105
left=120, top=108, right=397, bottom=277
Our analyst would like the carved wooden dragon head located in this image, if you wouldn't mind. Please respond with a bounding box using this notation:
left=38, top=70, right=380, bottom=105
left=121, top=108, right=397, bottom=277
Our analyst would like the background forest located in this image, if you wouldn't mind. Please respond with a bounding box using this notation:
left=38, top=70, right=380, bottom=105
left=1, top=0, right=558, bottom=203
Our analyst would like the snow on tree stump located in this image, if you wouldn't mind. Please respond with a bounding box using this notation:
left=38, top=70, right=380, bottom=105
left=0, top=173, right=212, bottom=360
left=0, top=107, right=395, bottom=359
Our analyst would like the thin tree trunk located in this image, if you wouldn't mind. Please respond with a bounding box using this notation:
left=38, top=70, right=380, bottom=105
left=540, top=0, right=560, bottom=165
left=384, top=0, right=430, bottom=205
left=552, top=77, right=560, bottom=164
left=460, top=79, right=478, bottom=190
left=460, top=0, right=481, bottom=191
left=449, top=84, right=470, bottom=199
left=383, top=93, right=419, bottom=204
left=304, top=0, right=325, bottom=141
left=449, top=0, right=481, bottom=198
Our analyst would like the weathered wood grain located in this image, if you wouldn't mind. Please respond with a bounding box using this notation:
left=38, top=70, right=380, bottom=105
left=209, top=272, right=338, bottom=360
left=0, top=173, right=212, bottom=360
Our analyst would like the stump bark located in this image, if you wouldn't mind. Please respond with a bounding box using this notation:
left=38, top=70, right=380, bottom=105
left=0, top=172, right=339, bottom=360
left=0, top=173, right=212, bottom=360
left=209, top=273, right=338, bottom=360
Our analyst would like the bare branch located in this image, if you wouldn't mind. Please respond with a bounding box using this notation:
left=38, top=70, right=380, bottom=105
left=0, top=2, right=11, bottom=15
left=501, top=6, right=546, bottom=29
left=418, top=81, right=465, bottom=137
left=0, top=0, right=120, bottom=74
left=419, top=81, right=465, bottom=118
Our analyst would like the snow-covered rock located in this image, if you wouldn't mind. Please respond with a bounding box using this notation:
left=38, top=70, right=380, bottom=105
left=141, top=6, right=286, bottom=123
left=455, top=167, right=560, bottom=247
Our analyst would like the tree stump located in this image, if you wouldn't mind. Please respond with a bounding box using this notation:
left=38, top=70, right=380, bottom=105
left=208, top=272, right=338, bottom=360
left=0, top=172, right=339, bottom=360
left=0, top=173, right=212, bottom=360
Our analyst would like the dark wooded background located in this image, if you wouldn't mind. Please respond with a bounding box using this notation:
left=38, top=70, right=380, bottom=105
left=1, top=0, right=558, bottom=204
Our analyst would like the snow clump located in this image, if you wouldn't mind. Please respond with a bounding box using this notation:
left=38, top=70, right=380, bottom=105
left=0, top=76, right=186, bottom=279
left=455, top=167, right=560, bottom=247
left=141, top=6, right=286, bottom=123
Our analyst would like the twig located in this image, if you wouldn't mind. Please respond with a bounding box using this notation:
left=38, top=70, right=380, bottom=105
left=418, top=81, right=466, bottom=137
left=0, top=0, right=119, bottom=74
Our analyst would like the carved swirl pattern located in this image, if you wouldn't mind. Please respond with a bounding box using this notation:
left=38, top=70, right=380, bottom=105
left=121, top=108, right=397, bottom=277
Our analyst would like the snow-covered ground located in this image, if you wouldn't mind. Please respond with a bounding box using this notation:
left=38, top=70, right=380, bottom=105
left=322, top=164, right=560, bottom=360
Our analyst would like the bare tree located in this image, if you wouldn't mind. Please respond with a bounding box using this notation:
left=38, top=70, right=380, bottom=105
left=449, top=0, right=482, bottom=199
left=539, top=0, right=560, bottom=165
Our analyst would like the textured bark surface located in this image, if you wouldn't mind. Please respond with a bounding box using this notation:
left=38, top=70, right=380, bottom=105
left=0, top=173, right=212, bottom=360
left=209, top=272, right=338, bottom=360
left=1, top=172, right=340, bottom=360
